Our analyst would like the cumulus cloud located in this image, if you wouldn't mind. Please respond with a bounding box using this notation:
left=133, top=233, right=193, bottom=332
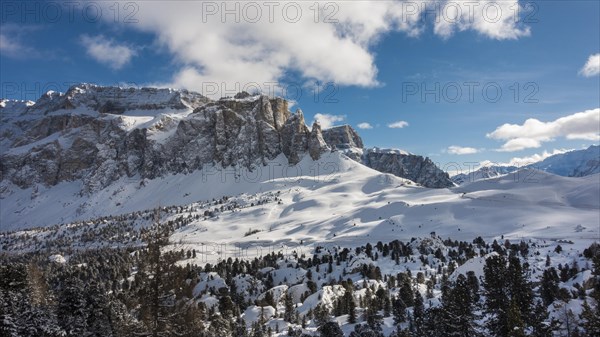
left=357, top=122, right=373, bottom=129
left=487, top=108, right=600, bottom=151
left=89, top=1, right=532, bottom=97
left=447, top=145, right=479, bottom=155
left=388, top=121, right=409, bottom=129
left=80, top=35, right=136, bottom=70
left=434, top=0, right=531, bottom=40
left=496, top=138, right=542, bottom=152
left=313, top=113, right=346, bottom=129
left=580, top=53, right=600, bottom=77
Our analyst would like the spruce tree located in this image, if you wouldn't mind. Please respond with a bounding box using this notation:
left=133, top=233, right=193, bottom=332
left=56, top=277, right=89, bottom=337
left=442, top=274, right=479, bottom=337
left=344, top=286, right=357, bottom=324
left=506, top=300, right=526, bottom=337
left=507, top=255, right=533, bottom=325
left=483, top=254, right=509, bottom=336
left=580, top=300, right=600, bottom=337
left=540, top=267, right=560, bottom=306
left=284, top=293, right=295, bottom=322
left=530, top=300, right=555, bottom=337
left=393, top=293, right=407, bottom=325
left=421, top=307, right=445, bottom=337
left=137, top=209, right=178, bottom=337
left=412, top=290, right=425, bottom=336
left=84, top=282, right=116, bottom=337
left=318, top=321, right=344, bottom=337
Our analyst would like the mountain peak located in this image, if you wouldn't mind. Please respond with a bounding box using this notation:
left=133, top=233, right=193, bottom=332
left=1, top=84, right=455, bottom=194
left=322, top=124, right=364, bottom=149
left=16, top=84, right=211, bottom=116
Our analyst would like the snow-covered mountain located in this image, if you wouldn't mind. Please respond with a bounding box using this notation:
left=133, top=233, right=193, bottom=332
left=1, top=85, right=599, bottom=337
left=452, top=145, right=600, bottom=185
left=0, top=84, right=327, bottom=193
left=452, top=165, right=519, bottom=185
left=322, top=126, right=453, bottom=188
left=1, top=84, right=455, bottom=229
left=531, top=145, right=600, bottom=177
left=1, top=84, right=596, bottom=234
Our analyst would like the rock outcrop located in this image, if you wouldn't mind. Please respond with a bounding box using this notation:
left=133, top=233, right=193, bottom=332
left=1, top=84, right=456, bottom=194
left=321, top=125, right=454, bottom=188
left=0, top=84, right=324, bottom=193
left=308, top=122, right=330, bottom=160
left=322, top=125, right=363, bottom=149
left=362, top=148, right=455, bottom=188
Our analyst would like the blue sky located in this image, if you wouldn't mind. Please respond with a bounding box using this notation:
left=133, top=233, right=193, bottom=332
left=1, top=0, right=599, bottom=171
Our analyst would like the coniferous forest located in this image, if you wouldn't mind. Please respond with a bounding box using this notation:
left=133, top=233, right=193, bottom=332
left=2, top=213, right=599, bottom=337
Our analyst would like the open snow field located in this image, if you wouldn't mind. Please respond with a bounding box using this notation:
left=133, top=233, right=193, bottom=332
left=2, top=152, right=597, bottom=261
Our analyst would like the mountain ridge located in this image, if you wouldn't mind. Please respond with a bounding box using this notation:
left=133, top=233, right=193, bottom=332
left=0, top=84, right=453, bottom=195
left=452, top=145, right=600, bottom=184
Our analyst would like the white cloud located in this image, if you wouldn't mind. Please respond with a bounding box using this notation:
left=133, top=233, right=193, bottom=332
left=0, top=33, right=25, bottom=57
left=496, top=138, right=542, bottom=152
left=388, top=121, right=409, bottom=129
left=434, top=0, right=531, bottom=40
left=89, top=1, right=532, bottom=97
left=0, top=25, right=39, bottom=58
left=487, top=108, right=600, bottom=151
left=313, top=113, right=346, bottom=129
left=447, top=145, right=479, bottom=155
left=80, top=35, right=136, bottom=70
left=357, top=122, right=373, bottom=129
left=580, top=53, right=600, bottom=77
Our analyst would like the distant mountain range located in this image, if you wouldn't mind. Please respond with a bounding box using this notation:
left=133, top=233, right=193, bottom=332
left=452, top=145, right=600, bottom=184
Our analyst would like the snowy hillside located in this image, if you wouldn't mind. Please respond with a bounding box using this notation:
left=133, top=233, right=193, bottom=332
left=3, top=151, right=598, bottom=249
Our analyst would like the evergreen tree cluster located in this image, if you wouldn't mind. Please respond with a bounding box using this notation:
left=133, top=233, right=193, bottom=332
left=1, top=228, right=599, bottom=337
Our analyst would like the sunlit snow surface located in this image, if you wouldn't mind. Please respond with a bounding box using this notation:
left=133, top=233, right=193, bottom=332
left=2, top=152, right=598, bottom=260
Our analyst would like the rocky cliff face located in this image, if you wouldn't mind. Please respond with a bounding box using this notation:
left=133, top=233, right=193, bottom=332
left=1, top=84, right=454, bottom=195
left=322, top=125, right=364, bottom=149
left=320, top=126, right=454, bottom=188
left=26, top=84, right=211, bottom=115
left=361, top=148, right=455, bottom=188
left=308, top=122, right=331, bottom=160
left=0, top=85, right=329, bottom=194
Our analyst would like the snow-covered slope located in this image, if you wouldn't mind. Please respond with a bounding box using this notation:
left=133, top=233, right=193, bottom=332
left=3, top=150, right=597, bottom=256
left=166, top=167, right=599, bottom=256
left=321, top=126, right=453, bottom=188
left=1, top=84, right=461, bottom=233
